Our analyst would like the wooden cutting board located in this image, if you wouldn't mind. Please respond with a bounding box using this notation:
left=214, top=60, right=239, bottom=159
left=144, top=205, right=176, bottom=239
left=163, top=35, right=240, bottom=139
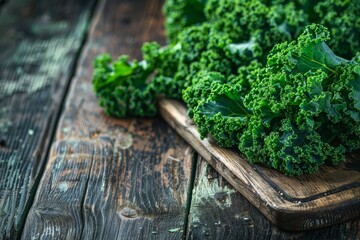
left=158, top=99, right=360, bottom=231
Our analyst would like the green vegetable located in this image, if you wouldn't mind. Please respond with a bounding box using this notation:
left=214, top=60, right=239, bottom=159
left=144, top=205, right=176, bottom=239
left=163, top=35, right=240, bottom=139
left=193, top=24, right=359, bottom=175
left=92, top=0, right=360, bottom=175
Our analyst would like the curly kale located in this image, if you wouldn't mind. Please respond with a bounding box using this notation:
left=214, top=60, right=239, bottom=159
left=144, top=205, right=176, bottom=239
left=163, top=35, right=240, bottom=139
left=93, top=0, right=360, bottom=175
left=194, top=24, right=359, bottom=175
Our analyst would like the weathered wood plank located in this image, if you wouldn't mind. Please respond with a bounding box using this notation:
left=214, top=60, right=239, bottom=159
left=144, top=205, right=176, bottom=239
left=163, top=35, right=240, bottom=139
left=22, top=0, right=194, bottom=239
left=23, top=124, right=194, bottom=239
left=0, top=0, right=95, bottom=238
left=187, top=158, right=360, bottom=240
left=159, top=99, right=360, bottom=231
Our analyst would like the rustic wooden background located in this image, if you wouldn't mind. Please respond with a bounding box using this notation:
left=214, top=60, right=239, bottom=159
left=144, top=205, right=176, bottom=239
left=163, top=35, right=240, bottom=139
left=0, top=0, right=359, bottom=239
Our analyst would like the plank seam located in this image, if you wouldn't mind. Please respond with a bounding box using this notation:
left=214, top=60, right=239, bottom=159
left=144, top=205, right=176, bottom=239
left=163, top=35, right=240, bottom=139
left=17, top=0, right=100, bottom=238
left=183, top=152, right=198, bottom=239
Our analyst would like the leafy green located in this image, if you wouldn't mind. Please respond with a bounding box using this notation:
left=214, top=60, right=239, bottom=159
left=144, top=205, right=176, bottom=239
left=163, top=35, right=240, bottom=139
left=194, top=24, right=359, bottom=175
left=92, top=54, right=157, bottom=117
left=195, top=86, right=252, bottom=147
left=92, top=0, right=360, bottom=175
left=200, top=92, right=252, bottom=118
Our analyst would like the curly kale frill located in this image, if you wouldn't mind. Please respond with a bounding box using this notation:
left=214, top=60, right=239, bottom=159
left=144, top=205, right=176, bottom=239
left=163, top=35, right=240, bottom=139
left=204, top=0, right=308, bottom=61
left=193, top=24, right=360, bottom=175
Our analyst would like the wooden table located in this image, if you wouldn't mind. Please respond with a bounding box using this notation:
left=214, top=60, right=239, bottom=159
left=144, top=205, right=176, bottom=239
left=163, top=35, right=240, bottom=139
left=0, top=0, right=359, bottom=239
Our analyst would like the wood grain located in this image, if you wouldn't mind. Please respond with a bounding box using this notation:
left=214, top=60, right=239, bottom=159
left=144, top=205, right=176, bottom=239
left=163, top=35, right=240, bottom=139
left=0, top=0, right=95, bottom=238
left=159, top=99, right=360, bottom=231
left=22, top=0, right=194, bottom=239
left=187, top=158, right=360, bottom=240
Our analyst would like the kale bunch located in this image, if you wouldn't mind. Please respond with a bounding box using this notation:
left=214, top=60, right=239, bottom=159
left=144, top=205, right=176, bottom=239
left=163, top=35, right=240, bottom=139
left=190, top=25, right=360, bottom=175
left=92, top=0, right=360, bottom=175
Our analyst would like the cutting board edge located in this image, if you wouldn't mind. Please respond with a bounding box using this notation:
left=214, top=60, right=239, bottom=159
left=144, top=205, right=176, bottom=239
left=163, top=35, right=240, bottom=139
left=197, top=149, right=360, bottom=231
left=158, top=99, right=360, bottom=231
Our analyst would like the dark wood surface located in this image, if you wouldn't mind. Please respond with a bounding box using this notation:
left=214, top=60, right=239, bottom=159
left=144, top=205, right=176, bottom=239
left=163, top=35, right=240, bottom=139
left=159, top=99, right=360, bottom=231
left=22, top=0, right=194, bottom=239
left=0, top=0, right=96, bottom=238
left=0, top=0, right=359, bottom=239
